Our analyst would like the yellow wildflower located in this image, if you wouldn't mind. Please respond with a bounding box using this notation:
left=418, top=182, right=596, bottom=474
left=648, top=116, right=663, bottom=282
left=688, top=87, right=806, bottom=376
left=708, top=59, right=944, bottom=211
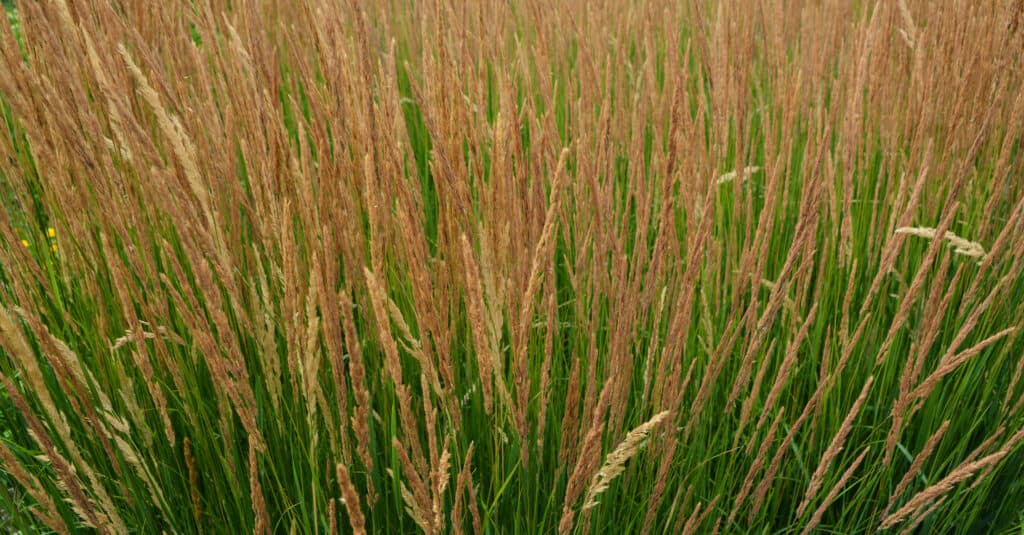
left=47, top=227, right=56, bottom=238
left=21, top=239, right=29, bottom=248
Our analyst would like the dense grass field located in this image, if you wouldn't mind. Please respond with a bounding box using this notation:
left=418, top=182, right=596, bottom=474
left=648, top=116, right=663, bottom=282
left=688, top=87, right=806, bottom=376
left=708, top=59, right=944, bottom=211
left=1, top=0, right=1024, bottom=533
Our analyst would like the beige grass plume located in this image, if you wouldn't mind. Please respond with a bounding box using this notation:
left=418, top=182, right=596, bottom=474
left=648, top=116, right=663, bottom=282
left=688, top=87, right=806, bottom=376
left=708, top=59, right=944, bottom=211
left=715, top=166, right=762, bottom=186
left=895, top=227, right=986, bottom=259
left=581, top=411, right=670, bottom=511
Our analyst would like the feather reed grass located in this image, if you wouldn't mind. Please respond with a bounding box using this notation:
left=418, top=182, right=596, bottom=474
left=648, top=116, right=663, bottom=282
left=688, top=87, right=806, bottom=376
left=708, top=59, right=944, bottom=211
left=0, top=0, right=1022, bottom=533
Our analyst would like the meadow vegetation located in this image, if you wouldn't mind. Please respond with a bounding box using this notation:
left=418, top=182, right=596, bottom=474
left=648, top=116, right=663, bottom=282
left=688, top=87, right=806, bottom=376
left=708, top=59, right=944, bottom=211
left=0, top=0, right=1023, bottom=533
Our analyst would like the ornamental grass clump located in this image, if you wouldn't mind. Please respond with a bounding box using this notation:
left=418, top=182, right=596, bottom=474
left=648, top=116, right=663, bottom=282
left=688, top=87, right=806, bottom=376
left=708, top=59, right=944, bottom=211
left=0, top=0, right=1023, bottom=533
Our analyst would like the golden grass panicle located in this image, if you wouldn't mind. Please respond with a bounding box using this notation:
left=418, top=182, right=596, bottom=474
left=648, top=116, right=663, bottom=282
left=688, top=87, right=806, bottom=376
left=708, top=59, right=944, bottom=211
left=714, top=166, right=761, bottom=186
left=249, top=445, right=270, bottom=535
left=581, top=410, right=670, bottom=512
left=337, top=462, right=367, bottom=535
left=797, top=376, right=874, bottom=517
left=882, top=420, right=951, bottom=521
left=800, top=447, right=871, bottom=535
left=895, top=226, right=986, bottom=259
left=880, top=450, right=1011, bottom=530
